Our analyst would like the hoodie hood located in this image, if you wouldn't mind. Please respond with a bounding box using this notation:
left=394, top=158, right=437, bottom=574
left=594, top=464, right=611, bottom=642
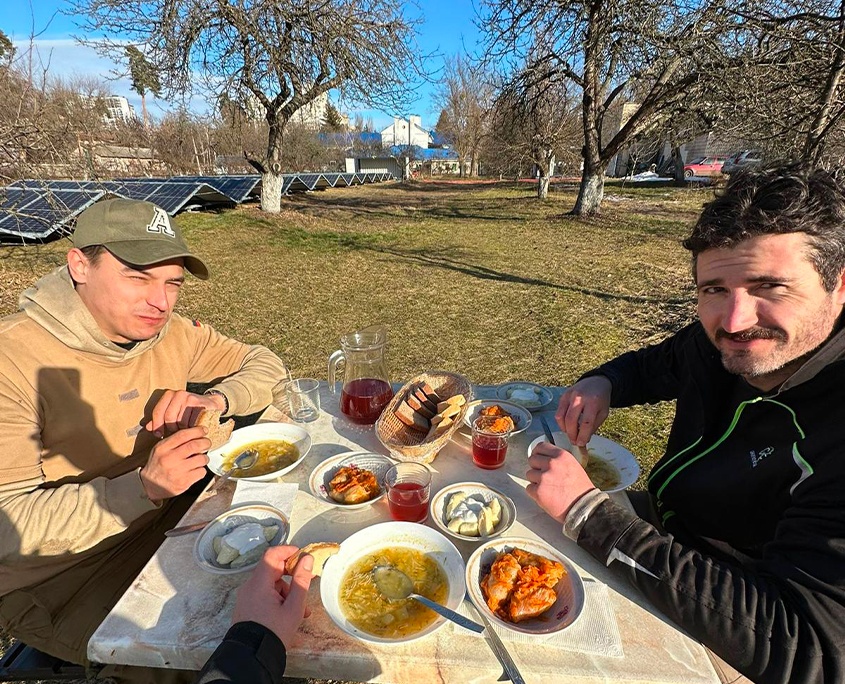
left=18, top=265, right=168, bottom=361
left=780, top=319, right=845, bottom=392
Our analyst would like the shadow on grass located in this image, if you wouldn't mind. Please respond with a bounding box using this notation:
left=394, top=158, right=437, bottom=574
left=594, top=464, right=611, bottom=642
left=262, top=223, right=689, bottom=307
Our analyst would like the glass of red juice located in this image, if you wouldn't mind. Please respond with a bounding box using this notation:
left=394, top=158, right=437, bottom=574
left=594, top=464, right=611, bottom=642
left=471, top=416, right=513, bottom=470
left=385, top=463, right=431, bottom=523
left=340, top=378, right=394, bottom=425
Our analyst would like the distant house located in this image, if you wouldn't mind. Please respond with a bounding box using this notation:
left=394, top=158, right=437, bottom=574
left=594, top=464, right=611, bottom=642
left=380, top=116, right=432, bottom=149
left=89, top=145, right=163, bottom=175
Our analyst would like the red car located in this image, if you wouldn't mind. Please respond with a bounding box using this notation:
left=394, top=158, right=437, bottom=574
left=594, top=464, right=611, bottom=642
left=683, top=156, right=727, bottom=178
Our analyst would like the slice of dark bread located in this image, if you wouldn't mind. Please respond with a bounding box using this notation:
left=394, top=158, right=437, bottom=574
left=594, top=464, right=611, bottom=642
left=407, top=394, right=435, bottom=419
left=395, top=401, right=430, bottom=431
left=194, top=408, right=235, bottom=449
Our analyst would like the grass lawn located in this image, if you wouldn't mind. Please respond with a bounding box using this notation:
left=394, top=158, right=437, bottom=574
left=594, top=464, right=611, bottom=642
left=0, top=177, right=708, bottom=682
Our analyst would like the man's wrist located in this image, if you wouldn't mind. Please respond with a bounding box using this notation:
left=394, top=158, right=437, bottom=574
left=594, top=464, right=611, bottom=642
left=205, top=389, right=229, bottom=415
left=562, top=488, right=609, bottom=541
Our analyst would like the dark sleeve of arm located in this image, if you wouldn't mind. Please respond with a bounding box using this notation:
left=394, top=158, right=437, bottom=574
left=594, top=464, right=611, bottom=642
left=580, top=323, right=704, bottom=407
left=195, top=622, right=287, bottom=684
left=577, top=499, right=843, bottom=684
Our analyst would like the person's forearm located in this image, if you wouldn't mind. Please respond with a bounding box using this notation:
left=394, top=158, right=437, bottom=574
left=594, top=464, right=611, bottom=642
left=209, top=345, right=287, bottom=416
left=0, top=470, right=158, bottom=562
left=576, top=499, right=838, bottom=684
left=196, top=622, right=287, bottom=684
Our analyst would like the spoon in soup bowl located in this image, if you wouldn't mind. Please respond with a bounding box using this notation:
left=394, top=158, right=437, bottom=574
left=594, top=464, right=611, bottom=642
left=371, top=564, right=484, bottom=634
left=210, top=449, right=259, bottom=493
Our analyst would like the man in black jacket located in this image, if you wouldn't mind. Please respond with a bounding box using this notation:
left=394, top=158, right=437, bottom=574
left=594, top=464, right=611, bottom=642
left=196, top=546, right=314, bottom=684
left=527, top=165, right=845, bottom=684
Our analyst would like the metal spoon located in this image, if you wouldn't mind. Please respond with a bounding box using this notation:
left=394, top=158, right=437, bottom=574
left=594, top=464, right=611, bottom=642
left=371, top=565, right=484, bottom=634
left=209, top=449, right=258, bottom=493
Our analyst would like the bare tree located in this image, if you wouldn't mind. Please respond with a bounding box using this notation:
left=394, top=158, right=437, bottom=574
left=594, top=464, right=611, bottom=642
left=480, top=0, right=755, bottom=215
left=73, top=0, right=426, bottom=212
left=707, top=0, right=845, bottom=166
left=435, top=56, right=495, bottom=176
left=490, top=69, right=581, bottom=197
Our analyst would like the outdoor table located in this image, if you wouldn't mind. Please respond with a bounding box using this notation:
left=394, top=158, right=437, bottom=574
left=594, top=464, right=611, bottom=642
left=88, top=383, right=720, bottom=683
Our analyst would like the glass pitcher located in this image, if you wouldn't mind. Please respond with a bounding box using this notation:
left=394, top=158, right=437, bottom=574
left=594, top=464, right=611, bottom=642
left=328, top=324, right=394, bottom=425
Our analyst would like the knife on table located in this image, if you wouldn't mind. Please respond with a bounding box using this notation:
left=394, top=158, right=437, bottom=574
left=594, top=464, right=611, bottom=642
left=540, top=415, right=590, bottom=466
left=165, top=520, right=213, bottom=537
left=468, top=599, right=526, bottom=684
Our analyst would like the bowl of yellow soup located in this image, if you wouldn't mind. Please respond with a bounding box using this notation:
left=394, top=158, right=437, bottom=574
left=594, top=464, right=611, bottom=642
left=206, top=422, right=312, bottom=482
left=320, top=522, right=466, bottom=644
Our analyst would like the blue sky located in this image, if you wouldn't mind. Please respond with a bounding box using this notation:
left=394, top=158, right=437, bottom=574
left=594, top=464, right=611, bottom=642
left=2, top=0, right=485, bottom=131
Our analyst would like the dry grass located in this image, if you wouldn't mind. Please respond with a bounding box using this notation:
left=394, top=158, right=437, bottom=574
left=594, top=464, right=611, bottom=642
left=0, top=178, right=708, bottom=682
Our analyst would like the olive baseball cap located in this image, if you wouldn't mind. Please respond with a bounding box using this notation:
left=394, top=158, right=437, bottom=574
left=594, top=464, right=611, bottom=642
left=73, top=198, right=209, bottom=279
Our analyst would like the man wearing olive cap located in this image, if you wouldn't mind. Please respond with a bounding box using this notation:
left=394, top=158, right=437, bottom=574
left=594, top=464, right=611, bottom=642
left=0, top=199, right=287, bottom=682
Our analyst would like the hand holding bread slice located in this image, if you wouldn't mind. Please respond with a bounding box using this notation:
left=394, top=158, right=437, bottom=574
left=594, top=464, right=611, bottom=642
left=194, top=408, right=235, bottom=450
left=285, top=542, right=341, bottom=577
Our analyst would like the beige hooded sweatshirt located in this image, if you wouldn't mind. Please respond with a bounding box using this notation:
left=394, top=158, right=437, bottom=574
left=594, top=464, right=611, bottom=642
left=0, top=266, right=287, bottom=595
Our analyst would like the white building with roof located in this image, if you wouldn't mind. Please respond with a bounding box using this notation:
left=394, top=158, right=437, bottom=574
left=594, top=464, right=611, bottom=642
left=103, top=96, right=137, bottom=125
left=380, top=115, right=432, bottom=148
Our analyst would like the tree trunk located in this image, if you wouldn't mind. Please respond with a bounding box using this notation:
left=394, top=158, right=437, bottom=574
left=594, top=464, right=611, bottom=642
left=572, top=168, right=606, bottom=215
left=260, top=172, right=284, bottom=212
left=141, top=93, right=148, bottom=128
left=537, top=175, right=550, bottom=199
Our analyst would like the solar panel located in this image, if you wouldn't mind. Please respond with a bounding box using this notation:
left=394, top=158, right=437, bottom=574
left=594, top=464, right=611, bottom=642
left=0, top=188, right=103, bottom=241
left=322, top=173, right=342, bottom=187
left=335, top=174, right=353, bottom=186
left=284, top=177, right=307, bottom=193
left=297, top=174, right=322, bottom=191
left=312, top=174, right=332, bottom=190
left=163, top=175, right=260, bottom=203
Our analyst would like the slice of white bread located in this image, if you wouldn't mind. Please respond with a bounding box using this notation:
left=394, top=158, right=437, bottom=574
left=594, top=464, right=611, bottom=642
left=194, top=408, right=235, bottom=450
left=435, top=403, right=462, bottom=421
left=436, top=394, right=466, bottom=412
left=284, top=542, right=341, bottom=577
left=426, top=414, right=453, bottom=439
left=395, top=400, right=430, bottom=432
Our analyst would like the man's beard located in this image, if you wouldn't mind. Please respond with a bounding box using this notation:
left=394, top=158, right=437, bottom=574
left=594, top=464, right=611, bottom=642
left=715, top=326, right=792, bottom=377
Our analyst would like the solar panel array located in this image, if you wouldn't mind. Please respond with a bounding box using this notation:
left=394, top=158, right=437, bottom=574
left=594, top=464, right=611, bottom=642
left=1, top=171, right=395, bottom=242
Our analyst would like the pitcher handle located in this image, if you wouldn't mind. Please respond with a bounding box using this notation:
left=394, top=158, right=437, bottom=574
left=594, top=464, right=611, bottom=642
left=328, top=350, right=345, bottom=395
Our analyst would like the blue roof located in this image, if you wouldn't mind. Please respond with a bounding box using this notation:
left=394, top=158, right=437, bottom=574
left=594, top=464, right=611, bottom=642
left=387, top=145, right=459, bottom=160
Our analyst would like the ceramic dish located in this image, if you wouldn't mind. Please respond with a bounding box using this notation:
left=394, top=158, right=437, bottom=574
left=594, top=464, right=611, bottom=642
left=194, top=503, right=289, bottom=575
left=462, top=400, right=532, bottom=435
left=308, top=451, right=394, bottom=510
left=320, top=521, right=466, bottom=645
left=495, top=382, right=553, bottom=411
left=527, top=431, right=640, bottom=493
left=466, top=536, right=585, bottom=637
left=207, top=422, right=312, bottom=482
left=429, top=482, right=517, bottom=542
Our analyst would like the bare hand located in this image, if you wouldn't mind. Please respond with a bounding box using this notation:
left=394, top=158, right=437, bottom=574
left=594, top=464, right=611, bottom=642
left=232, top=546, right=314, bottom=647
left=145, top=389, right=226, bottom=438
left=139, top=426, right=211, bottom=503
left=525, top=441, right=596, bottom=523
left=555, top=376, right=612, bottom=446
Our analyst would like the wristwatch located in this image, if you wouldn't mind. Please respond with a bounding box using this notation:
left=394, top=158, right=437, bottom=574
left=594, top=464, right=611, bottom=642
left=204, top=389, right=229, bottom=415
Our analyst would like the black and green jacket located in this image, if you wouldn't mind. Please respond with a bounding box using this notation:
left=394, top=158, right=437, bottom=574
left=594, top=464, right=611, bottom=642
left=196, top=622, right=286, bottom=684
left=578, top=321, right=845, bottom=684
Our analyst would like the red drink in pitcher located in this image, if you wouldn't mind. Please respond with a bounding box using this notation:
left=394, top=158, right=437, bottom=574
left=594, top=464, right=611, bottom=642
left=340, top=378, right=394, bottom=424
left=387, top=481, right=430, bottom=523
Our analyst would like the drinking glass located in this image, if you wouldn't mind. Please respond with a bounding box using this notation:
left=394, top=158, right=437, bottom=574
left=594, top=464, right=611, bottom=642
left=385, top=462, right=431, bottom=523
left=471, top=416, right=513, bottom=470
left=278, top=378, right=321, bottom=423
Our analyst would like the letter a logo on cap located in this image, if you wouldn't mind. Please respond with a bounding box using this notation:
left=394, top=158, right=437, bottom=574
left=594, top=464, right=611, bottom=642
left=146, top=207, right=175, bottom=238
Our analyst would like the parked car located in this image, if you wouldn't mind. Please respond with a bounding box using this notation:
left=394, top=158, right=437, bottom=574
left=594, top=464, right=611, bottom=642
left=721, top=149, right=763, bottom=174
left=683, top=156, right=728, bottom=178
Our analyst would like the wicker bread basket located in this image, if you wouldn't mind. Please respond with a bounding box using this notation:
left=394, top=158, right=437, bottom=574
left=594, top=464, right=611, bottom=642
left=376, top=370, right=473, bottom=464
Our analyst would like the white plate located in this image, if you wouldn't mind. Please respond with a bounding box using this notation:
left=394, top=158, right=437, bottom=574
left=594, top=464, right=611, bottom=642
left=462, top=400, right=532, bottom=435
left=308, top=451, right=394, bottom=510
left=320, top=522, right=467, bottom=645
left=466, top=537, right=585, bottom=637
left=527, top=432, right=640, bottom=493
left=429, top=482, right=517, bottom=542
left=194, top=504, right=289, bottom=575
left=207, top=422, right=312, bottom=482
left=496, top=382, right=553, bottom=411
